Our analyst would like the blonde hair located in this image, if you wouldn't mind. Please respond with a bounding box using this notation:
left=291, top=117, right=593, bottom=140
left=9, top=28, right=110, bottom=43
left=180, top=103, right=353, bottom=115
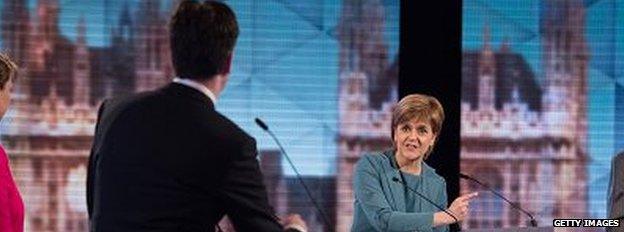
left=391, top=94, right=445, bottom=158
left=0, top=53, right=17, bottom=90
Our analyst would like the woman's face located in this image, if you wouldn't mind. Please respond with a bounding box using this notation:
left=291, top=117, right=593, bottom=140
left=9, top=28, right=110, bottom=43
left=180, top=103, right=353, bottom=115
left=393, top=118, right=436, bottom=163
left=0, top=78, right=13, bottom=119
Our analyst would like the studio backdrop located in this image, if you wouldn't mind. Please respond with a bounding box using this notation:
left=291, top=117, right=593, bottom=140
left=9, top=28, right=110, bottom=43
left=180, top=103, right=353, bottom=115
left=0, top=0, right=399, bottom=231
left=461, top=0, right=622, bottom=229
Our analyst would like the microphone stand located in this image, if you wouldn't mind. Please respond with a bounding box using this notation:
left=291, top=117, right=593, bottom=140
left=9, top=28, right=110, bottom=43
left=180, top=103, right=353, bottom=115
left=459, top=173, right=538, bottom=227
left=391, top=177, right=459, bottom=224
left=256, top=118, right=332, bottom=231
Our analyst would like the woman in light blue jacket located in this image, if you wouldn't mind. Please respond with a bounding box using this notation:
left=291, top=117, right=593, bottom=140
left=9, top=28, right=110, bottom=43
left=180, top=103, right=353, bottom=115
left=352, top=94, right=478, bottom=232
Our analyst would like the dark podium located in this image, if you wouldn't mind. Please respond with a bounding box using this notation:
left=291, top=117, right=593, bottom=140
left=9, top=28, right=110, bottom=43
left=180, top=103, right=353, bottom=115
left=465, top=227, right=614, bottom=232
left=463, top=227, right=553, bottom=232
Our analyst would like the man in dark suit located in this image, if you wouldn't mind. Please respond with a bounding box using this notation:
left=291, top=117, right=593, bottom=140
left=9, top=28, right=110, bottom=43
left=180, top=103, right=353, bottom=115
left=86, top=1, right=306, bottom=231
left=608, top=151, right=624, bottom=232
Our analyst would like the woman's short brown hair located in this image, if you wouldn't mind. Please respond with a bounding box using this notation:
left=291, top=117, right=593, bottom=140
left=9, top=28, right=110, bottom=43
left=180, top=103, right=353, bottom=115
left=391, top=93, right=445, bottom=142
left=0, top=53, right=17, bottom=90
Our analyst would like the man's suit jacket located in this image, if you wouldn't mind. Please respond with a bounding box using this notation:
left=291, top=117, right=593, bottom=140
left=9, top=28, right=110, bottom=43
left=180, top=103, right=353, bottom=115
left=608, top=151, right=624, bottom=232
left=87, top=83, right=287, bottom=232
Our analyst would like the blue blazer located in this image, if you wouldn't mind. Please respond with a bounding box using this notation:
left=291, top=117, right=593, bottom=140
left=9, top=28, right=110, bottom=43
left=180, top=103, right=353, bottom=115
left=351, top=150, right=449, bottom=232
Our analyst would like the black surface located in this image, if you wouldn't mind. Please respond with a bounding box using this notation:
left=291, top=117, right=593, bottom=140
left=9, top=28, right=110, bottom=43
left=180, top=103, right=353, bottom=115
left=400, top=1, right=462, bottom=231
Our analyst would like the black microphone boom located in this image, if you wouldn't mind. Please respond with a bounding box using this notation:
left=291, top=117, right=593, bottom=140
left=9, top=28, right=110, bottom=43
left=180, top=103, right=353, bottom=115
left=255, top=118, right=269, bottom=131
left=459, top=173, right=538, bottom=227
left=391, top=177, right=459, bottom=224
left=254, top=117, right=332, bottom=230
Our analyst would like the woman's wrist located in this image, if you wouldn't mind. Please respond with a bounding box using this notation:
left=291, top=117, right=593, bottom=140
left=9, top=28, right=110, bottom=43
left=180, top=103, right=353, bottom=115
left=433, top=211, right=456, bottom=227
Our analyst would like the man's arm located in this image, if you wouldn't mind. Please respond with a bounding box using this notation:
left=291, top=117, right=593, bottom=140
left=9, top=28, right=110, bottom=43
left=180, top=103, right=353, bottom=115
left=608, top=152, right=624, bottom=219
left=86, top=100, right=107, bottom=218
left=217, top=137, right=285, bottom=231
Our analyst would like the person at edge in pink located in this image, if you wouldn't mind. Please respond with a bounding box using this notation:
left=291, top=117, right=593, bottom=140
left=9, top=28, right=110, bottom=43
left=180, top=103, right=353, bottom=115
left=0, top=53, right=23, bottom=232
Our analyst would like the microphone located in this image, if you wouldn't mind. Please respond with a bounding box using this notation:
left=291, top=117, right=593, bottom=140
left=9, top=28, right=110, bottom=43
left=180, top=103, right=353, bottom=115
left=255, top=117, right=332, bottom=230
left=255, top=118, right=269, bottom=131
left=391, top=177, right=459, bottom=224
left=459, top=173, right=538, bottom=227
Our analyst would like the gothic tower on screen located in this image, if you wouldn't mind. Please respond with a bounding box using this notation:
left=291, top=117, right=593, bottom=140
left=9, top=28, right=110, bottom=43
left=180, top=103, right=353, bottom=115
left=0, top=1, right=174, bottom=231
left=134, top=0, right=173, bottom=92
left=460, top=0, right=588, bottom=228
left=336, top=0, right=398, bottom=231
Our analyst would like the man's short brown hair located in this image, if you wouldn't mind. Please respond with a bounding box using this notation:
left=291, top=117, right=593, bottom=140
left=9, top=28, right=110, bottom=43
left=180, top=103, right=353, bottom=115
left=170, top=0, right=239, bottom=80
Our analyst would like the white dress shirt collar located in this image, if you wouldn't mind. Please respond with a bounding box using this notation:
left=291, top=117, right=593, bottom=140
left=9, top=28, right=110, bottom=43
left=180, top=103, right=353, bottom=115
left=172, top=77, right=217, bottom=104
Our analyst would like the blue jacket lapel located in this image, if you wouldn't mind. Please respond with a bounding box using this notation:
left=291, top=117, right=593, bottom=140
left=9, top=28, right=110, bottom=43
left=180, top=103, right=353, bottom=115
left=383, top=150, right=407, bottom=212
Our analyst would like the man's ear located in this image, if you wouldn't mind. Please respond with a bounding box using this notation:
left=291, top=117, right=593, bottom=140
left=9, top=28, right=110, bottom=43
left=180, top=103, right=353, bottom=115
left=221, top=53, right=233, bottom=75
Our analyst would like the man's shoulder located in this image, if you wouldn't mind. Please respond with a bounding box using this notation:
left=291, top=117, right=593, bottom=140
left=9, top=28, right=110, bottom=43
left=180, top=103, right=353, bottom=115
left=211, top=111, right=250, bottom=138
left=103, top=86, right=208, bottom=119
left=102, top=89, right=162, bottom=113
left=614, top=151, right=624, bottom=166
left=101, top=87, right=253, bottom=143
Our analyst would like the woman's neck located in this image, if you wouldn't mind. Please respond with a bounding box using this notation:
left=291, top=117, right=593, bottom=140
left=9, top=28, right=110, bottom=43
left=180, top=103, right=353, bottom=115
left=395, top=152, right=423, bottom=175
